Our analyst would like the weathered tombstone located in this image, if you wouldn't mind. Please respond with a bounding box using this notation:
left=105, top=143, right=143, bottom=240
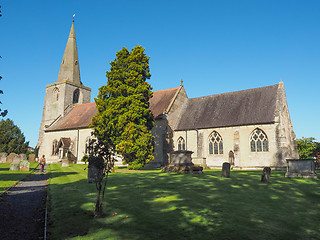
left=221, top=162, right=231, bottom=178
left=20, top=160, right=30, bottom=171
left=261, top=167, right=271, bottom=183
left=88, top=165, right=103, bottom=183
left=285, top=159, right=317, bottom=178
left=13, top=154, right=21, bottom=163
left=0, top=152, right=7, bottom=163
left=28, top=154, right=36, bottom=162
left=62, top=158, right=69, bottom=167
left=6, top=153, right=17, bottom=163
left=19, top=154, right=27, bottom=161
left=10, top=162, right=20, bottom=171
left=162, top=150, right=203, bottom=174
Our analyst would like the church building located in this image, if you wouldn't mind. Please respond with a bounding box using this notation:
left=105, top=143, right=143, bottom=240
left=37, top=22, right=299, bottom=169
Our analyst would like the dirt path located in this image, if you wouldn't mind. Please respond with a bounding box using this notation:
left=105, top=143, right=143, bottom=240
left=0, top=170, right=48, bottom=240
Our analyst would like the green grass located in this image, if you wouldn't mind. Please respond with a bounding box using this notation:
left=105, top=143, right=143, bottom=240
left=48, top=164, right=320, bottom=240
left=0, top=162, right=39, bottom=194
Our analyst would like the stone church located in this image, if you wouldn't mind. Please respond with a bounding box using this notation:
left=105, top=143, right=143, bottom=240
left=37, top=22, right=299, bottom=169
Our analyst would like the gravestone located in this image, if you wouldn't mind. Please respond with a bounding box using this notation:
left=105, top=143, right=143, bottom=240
left=13, top=154, right=21, bottom=163
left=0, top=152, right=7, bottom=163
left=10, top=162, right=20, bottom=171
left=28, top=154, right=36, bottom=162
left=261, top=167, right=271, bottom=183
left=19, top=154, right=27, bottom=161
left=7, top=153, right=17, bottom=163
left=20, top=160, right=30, bottom=171
left=88, top=165, right=103, bottom=183
left=62, top=158, right=69, bottom=167
left=162, top=150, right=203, bottom=174
left=285, top=159, right=317, bottom=178
left=221, top=162, right=231, bottom=178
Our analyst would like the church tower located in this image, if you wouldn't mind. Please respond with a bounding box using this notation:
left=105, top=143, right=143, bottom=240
left=37, top=21, right=91, bottom=152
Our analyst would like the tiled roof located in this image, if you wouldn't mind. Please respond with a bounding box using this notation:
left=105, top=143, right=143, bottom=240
left=149, top=87, right=180, bottom=119
left=175, top=84, right=279, bottom=130
left=58, top=137, right=71, bottom=148
left=46, top=102, right=97, bottom=131
left=46, top=87, right=180, bottom=131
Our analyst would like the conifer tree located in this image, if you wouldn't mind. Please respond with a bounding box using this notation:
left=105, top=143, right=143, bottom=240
left=0, top=119, right=29, bottom=154
left=92, top=45, right=154, bottom=169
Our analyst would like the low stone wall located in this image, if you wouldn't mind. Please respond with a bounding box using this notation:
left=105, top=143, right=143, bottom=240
left=0, top=152, right=33, bottom=163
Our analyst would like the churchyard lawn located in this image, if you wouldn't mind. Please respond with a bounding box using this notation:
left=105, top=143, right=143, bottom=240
left=48, top=164, right=320, bottom=240
left=0, top=163, right=39, bottom=194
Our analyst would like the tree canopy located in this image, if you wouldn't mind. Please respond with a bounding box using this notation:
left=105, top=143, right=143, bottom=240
left=91, top=45, right=154, bottom=169
left=296, top=137, right=318, bottom=159
left=0, top=119, right=29, bottom=154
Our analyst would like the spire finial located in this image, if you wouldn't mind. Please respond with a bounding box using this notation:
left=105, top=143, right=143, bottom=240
left=180, top=79, right=183, bottom=85
left=73, top=14, right=75, bottom=22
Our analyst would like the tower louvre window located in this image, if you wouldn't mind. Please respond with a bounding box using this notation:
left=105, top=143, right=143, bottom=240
left=53, top=87, right=60, bottom=101
left=73, top=88, right=80, bottom=104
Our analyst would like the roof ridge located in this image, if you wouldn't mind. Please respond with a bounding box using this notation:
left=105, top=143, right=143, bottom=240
left=73, top=102, right=96, bottom=107
left=190, top=83, right=279, bottom=100
left=153, top=86, right=180, bottom=93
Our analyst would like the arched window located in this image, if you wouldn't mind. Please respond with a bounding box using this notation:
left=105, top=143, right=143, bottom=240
left=73, top=88, right=80, bottom=104
left=250, top=128, right=269, bottom=152
left=52, top=140, right=58, bottom=155
left=53, top=87, right=59, bottom=101
left=209, top=131, right=223, bottom=154
left=177, top=137, right=185, bottom=151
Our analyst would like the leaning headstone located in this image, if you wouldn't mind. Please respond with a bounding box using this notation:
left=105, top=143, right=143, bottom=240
left=222, top=162, right=231, bottom=178
left=20, top=160, right=30, bottom=171
left=261, top=167, right=271, bottom=183
left=62, top=158, right=69, bottom=167
left=6, top=153, right=17, bottom=163
left=10, top=162, right=20, bottom=171
left=0, top=152, right=7, bottom=163
left=28, top=154, right=36, bottom=162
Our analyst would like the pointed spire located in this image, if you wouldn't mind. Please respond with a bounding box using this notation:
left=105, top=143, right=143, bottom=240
left=56, top=21, right=81, bottom=85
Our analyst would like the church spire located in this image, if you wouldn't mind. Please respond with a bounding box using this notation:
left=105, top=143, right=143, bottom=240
left=56, top=21, right=81, bottom=85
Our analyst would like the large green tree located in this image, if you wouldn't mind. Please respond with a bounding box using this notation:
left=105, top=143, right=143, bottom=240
left=296, top=137, right=317, bottom=159
left=91, top=45, right=154, bottom=169
left=0, top=119, right=29, bottom=154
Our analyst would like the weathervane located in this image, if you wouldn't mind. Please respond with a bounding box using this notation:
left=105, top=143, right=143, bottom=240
left=181, top=79, right=183, bottom=85
left=73, top=14, right=75, bottom=22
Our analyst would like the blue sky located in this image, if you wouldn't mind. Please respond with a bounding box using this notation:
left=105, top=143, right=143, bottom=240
left=1, top=0, right=319, bottom=147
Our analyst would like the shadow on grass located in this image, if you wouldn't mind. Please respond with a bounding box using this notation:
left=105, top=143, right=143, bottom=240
left=48, top=167, right=320, bottom=240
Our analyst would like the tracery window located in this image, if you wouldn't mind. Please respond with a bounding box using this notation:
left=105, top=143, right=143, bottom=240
left=73, top=88, right=80, bottom=104
left=177, top=137, right=185, bottom=151
left=209, top=131, right=223, bottom=155
left=52, top=140, right=58, bottom=155
left=250, top=128, right=269, bottom=152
